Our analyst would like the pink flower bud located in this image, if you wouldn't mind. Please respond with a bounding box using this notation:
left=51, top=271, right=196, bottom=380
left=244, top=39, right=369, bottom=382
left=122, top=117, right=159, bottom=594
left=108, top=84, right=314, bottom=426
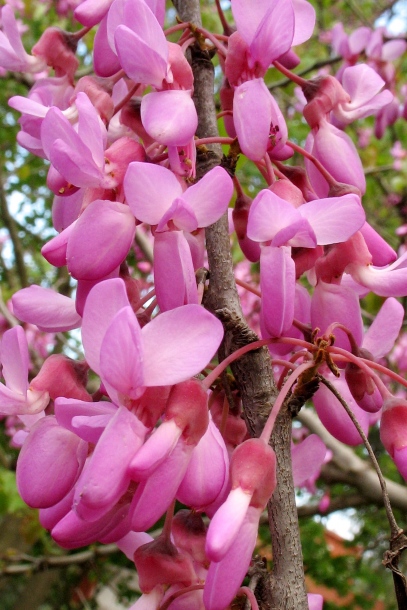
left=32, top=27, right=79, bottom=82
left=134, top=535, right=197, bottom=593
left=171, top=510, right=208, bottom=567
left=31, top=355, right=91, bottom=402
left=230, top=438, right=276, bottom=509
left=17, top=416, right=87, bottom=508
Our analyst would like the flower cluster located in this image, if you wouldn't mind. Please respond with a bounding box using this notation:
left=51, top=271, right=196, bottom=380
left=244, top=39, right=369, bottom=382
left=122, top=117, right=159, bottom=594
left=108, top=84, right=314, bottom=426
left=0, top=1, right=406, bottom=609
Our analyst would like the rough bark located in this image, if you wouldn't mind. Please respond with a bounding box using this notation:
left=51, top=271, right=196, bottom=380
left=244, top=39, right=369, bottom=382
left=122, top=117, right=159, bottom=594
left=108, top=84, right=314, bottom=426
left=172, top=1, right=308, bottom=608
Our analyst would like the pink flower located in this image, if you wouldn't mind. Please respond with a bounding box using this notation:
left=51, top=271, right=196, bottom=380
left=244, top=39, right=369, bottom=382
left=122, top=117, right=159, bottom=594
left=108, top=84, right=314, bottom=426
left=0, top=327, right=49, bottom=416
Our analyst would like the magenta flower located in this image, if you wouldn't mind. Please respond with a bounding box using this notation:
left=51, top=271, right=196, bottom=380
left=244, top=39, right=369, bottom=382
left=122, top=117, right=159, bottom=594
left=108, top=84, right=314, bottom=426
left=204, top=439, right=276, bottom=610
left=81, top=278, right=224, bottom=401
left=124, top=163, right=233, bottom=310
left=41, top=199, right=136, bottom=281
left=233, top=78, right=288, bottom=162
left=247, top=189, right=365, bottom=337
left=305, top=119, right=366, bottom=197
left=333, top=64, right=393, bottom=124
left=16, top=416, right=87, bottom=508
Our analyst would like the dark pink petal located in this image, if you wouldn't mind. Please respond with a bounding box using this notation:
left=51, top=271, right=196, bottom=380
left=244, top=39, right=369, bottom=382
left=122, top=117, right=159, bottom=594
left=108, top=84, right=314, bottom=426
left=94, top=14, right=122, bottom=77
left=305, top=122, right=366, bottom=198
left=55, top=397, right=117, bottom=443
left=130, top=440, right=193, bottom=531
left=233, top=79, right=271, bottom=161
left=67, top=200, right=136, bottom=280
left=75, top=268, right=120, bottom=318
left=260, top=246, right=296, bottom=337
left=52, top=190, right=83, bottom=232
left=347, top=258, right=407, bottom=297
left=51, top=502, right=130, bottom=548
left=141, top=90, right=198, bottom=146
left=100, top=306, right=145, bottom=399
left=360, top=222, right=396, bottom=266
left=12, top=286, right=81, bottom=332
left=153, top=231, right=198, bottom=311
left=313, top=376, right=369, bottom=446
left=231, top=0, right=272, bottom=45
left=49, top=138, right=103, bottom=188
left=74, top=0, right=113, bottom=27
left=177, top=418, right=229, bottom=510
left=81, top=278, right=130, bottom=374
left=76, top=92, right=107, bottom=169
left=363, top=298, right=404, bottom=358
left=311, top=281, right=363, bottom=352
left=124, top=161, right=182, bottom=225
left=182, top=166, right=233, bottom=227
left=41, top=221, right=73, bottom=267
left=17, top=416, right=87, bottom=508
left=74, top=406, right=145, bottom=521
left=141, top=304, right=223, bottom=386
left=1, top=326, right=28, bottom=395
left=39, top=488, right=74, bottom=531
left=247, top=189, right=315, bottom=247
left=129, top=419, right=182, bottom=480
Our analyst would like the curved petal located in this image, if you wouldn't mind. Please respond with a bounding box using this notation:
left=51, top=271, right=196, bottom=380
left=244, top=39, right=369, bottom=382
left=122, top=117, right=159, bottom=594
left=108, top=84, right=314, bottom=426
left=1, top=326, right=29, bottom=395
left=182, top=166, right=234, bottom=227
left=233, top=79, right=271, bottom=162
left=292, top=434, right=327, bottom=487
left=260, top=245, right=296, bottom=337
left=81, top=278, right=130, bottom=374
left=141, top=304, right=223, bottom=386
left=206, top=487, right=252, bottom=562
left=100, top=306, right=145, bottom=399
left=124, top=161, right=182, bottom=225
left=115, top=25, right=168, bottom=88
left=141, top=90, right=198, bottom=147
left=74, top=406, right=145, bottom=521
left=292, top=0, right=316, bottom=46
left=299, top=194, right=365, bottom=245
left=12, top=286, right=81, bottom=332
left=363, top=298, right=404, bottom=358
left=67, top=200, right=136, bottom=280
left=153, top=231, right=198, bottom=311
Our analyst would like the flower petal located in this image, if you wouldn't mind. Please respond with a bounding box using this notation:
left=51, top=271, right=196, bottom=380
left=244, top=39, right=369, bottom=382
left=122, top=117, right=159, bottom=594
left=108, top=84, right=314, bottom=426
left=141, top=305, right=223, bottom=386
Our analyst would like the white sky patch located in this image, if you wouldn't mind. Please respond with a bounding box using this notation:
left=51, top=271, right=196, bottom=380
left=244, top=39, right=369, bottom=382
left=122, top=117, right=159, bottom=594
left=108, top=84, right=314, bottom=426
left=376, top=0, right=407, bottom=35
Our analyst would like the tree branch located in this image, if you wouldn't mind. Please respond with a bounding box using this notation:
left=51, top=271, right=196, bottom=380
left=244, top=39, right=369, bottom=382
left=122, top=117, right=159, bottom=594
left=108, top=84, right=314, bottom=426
left=171, top=2, right=308, bottom=608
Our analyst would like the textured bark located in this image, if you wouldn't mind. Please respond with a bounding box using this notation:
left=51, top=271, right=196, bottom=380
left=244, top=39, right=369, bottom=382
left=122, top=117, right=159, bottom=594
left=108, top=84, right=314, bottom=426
left=172, top=1, right=308, bottom=608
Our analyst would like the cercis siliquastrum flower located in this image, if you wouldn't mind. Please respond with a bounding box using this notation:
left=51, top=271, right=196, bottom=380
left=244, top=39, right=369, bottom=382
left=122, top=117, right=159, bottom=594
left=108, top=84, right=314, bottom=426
left=2, top=1, right=407, bottom=608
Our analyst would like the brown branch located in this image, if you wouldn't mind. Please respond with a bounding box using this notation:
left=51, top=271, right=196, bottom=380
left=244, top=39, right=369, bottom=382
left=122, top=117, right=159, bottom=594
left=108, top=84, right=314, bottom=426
left=171, top=2, right=308, bottom=608
left=0, top=544, right=122, bottom=577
